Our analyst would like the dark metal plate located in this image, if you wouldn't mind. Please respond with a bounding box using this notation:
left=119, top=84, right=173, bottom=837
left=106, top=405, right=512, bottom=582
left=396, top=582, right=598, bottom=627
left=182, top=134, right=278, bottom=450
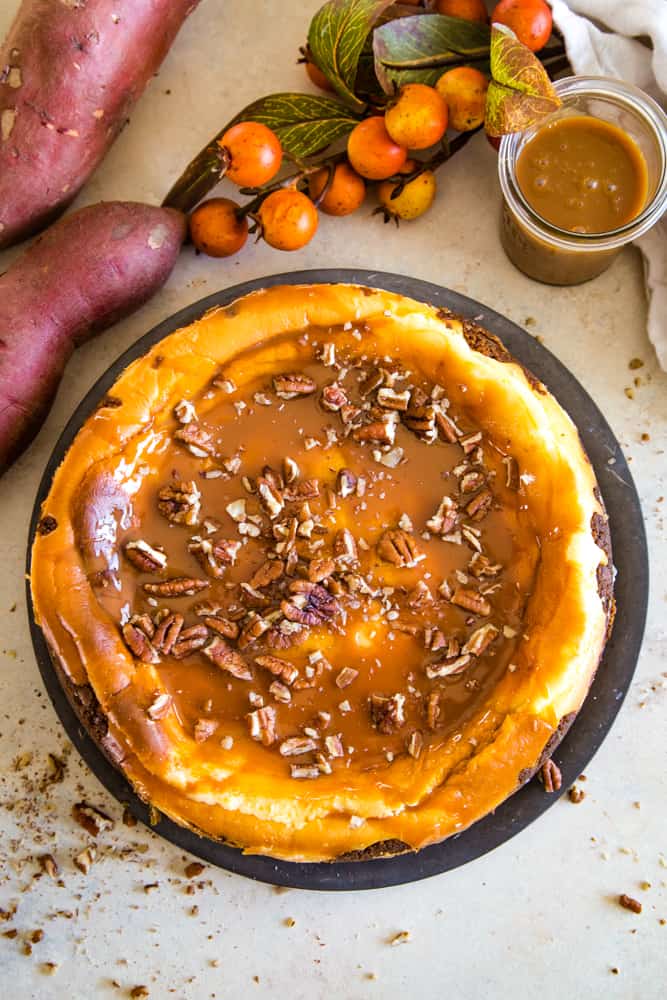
left=26, top=269, right=648, bottom=891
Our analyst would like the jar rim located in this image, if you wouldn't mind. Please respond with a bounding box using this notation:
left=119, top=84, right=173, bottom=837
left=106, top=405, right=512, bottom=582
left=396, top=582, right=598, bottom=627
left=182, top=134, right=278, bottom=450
left=498, top=76, right=667, bottom=251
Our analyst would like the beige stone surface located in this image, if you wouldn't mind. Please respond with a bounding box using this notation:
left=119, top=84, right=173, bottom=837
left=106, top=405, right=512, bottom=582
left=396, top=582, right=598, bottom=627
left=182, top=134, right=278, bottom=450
left=0, top=2, right=665, bottom=998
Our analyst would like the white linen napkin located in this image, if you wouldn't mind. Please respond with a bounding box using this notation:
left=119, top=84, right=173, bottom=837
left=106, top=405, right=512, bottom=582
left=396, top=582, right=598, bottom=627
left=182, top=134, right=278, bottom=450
left=550, top=0, right=667, bottom=369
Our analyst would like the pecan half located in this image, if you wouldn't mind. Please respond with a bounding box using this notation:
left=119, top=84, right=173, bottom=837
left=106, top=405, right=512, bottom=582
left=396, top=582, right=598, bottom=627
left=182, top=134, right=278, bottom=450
left=172, top=624, right=209, bottom=658
left=369, top=693, right=405, bottom=734
left=451, top=587, right=491, bottom=617
left=202, top=615, right=240, bottom=639
left=255, top=654, right=299, bottom=686
left=204, top=636, right=252, bottom=679
left=158, top=481, right=201, bottom=526
left=321, top=383, right=348, bottom=411
left=122, top=622, right=158, bottom=663
left=246, top=706, right=277, bottom=746
left=237, top=613, right=272, bottom=648
left=282, top=581, right=340, bottom=626
left=273, top=373, right=317, bottom=398
left=377, top=529, right=422, bottom=568
left=144, top=577, right=209, bottom=598
left=540, top=759, right=562, bottom=793
left=249, top=559, right=284, bottom=589
left=124, top=540, right=167, bottom=573
left=174, top=422, right=216, bottom=458
left=130, top=613, right=155, bottom=638
left=152, top=612, right=184, bottom=654
left=308, top=557, right=336, bottom=583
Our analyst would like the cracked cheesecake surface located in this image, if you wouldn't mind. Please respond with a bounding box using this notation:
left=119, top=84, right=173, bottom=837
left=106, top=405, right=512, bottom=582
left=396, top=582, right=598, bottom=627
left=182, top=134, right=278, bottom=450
left=30, top=284, right=613, bottom=861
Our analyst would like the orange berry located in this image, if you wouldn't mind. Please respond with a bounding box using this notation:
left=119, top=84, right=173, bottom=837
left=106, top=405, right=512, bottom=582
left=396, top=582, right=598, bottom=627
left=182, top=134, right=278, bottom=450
left=347, top=117, right=408, bottom=181
left=259, top=188, right=318, bottom=251
left=219, top=122, right=283, bottom=188
left=384, top=84, right=449, bottom=150
left=436, top=0, right=488, bottom=22
left=378, top=171, right=437, bottom=221
left=491, top=0, right=552, bottom=52
left=308, top=163, right=366, bottom=216
left=189, top=198, right=248, bottom=258
left=436, top=67, right=489, bottom=132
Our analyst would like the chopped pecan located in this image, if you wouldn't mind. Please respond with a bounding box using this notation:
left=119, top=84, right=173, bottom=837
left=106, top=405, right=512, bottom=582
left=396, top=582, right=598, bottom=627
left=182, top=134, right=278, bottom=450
left=426, top=496, right=458, bottom=536
left=122, top=622, right=158, bottom=663
left=377, top=387, right=410, bottom=411
left=238, top=613, right=272, bottom=648
left=426, top=628, right=447, bottom=652
left=466, top=489, right=493, bottom=521
left=462, top=623, right=499, bottom=656
left=407, top=580, right=434, bottom=608
left=74, top=846, right=97, bottom=875
left=124, top=540, right=167, bottom=573
left=459, top=471, right=486, bottom=494
left=202, top=615, right=239, bottom=639
left=193, top=718, right=218, bottom=743
left=407, top=731, right=423, bottom=759
left=143, top=577, right=208, bottom=598
left=283, top=456, right=299, bottom=484
left=265, top=621, right=307, bottom=650
left=279, top=737, right=318, bottom=757
left=158, top=481, right=201, bottom=526
left=204, top=636, right=253, bottom=679
left=72, top=801, right=114, bottom=837
left=308, top=557, right=336, bottom=583
left=340, top=402, right=362, bottom=426
left=172, top=624, right=209, bottom=658
left=249, top=559, right=284, bottom=589
left=152, top=612, right=184, bottom=654
left=451, top=587, right=491, bottom=616
left=273, top=373, right=317, bottom=398
left=468, top=552, right=502, bottom=578
left=290, top=764, right=320, bottom=779
left=568, top=785, right=586, bottom=804
left=321, top=383, right=348, bottom=411
left=333, top=528, right=358, bottom=565
left=325, top=734, right=344, bottom=758
left=403, top=401, right=436, bottom=442
left=460, top=431, right=482, bottom=454
left=435, top=408, right=460, bottom=443
left=256, top=477, right=284, bottom=519
left=269, top=680, right=292, bottom=704
left=255, top=654, right=299, bottom=686
left=618, top=894, right=642, bottom=914
left=174, top=398, right=196, bottom=424
left=335, top=667, right=358, bottom=689
left=359, top=369, right=384, bottom=396
left=369, top=693, right=405, bottom=734
left=426, top=691, right=441, bottom=729
left=174, top=422, right=216, bottom=458
left=261, top=464, right=284, bottom=491
left=377, top=529, right=422, bottom=568
left=282, top=581, right=340, bottom=626
left=147, top=692, right=172, bottom=721
left=130, top=613, right=155, bottom=638
left=283, top=478, right=320, bottom=502
left=336, top=468, right=357, bottom=498
left=246, top=706, right=276, bottom=746
left=353, top=416, right=397, bottom=446
left=503, top=456, right=520, bottom=491
left=540, top=759, right=562, bottom=793
left=425, top=654, right=472, bottom=679
left=189, top=537, right=241, bottom=578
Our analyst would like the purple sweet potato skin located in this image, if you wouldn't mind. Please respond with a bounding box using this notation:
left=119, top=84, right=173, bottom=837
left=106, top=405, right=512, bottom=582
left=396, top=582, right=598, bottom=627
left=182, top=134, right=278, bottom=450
left=0, top=0, right=199, bottom=249
left=0, top=201, right=186, bottom=474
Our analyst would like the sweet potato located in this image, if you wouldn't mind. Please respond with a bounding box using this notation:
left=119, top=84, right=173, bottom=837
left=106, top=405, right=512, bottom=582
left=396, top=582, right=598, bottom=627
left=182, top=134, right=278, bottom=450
left=0, top=0, right=199, bottom=250
left=0, top=201, right=186, bottom=474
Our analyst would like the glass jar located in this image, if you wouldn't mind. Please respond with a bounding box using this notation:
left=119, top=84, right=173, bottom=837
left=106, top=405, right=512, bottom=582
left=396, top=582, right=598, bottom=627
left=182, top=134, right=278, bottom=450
left=498, top=76, right=667, bottom=285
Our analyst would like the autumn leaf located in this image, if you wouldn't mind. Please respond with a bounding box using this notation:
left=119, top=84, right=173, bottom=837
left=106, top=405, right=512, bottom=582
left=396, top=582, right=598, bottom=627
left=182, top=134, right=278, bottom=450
left=485, top=24, right=560, bottom=137
left=163, top=94, right=361, bottom=213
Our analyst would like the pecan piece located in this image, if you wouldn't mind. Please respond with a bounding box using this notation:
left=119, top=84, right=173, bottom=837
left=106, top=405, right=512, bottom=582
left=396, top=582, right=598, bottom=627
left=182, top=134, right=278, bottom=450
left=369, top=693, right=405, bottom=734
left=249, top=559, right=284, bottom=589
left=124, top=540, right=167, bottom=573
left=460, top=431, right=482, bottom=454
left=451, top=587, right=491, bottom=616
left=466, top=489, right=493, bottom=521
left=376, top=387, right=410, bottom=411
left=122, top=622, right=158, bottom=664
left=459, top=471, right=486, bottom=494
left=308, top=557, right=336, bottom=583
left=377, top=529, right=422, bottom=568
left=353, top=416, right=397, bottom=446
left=204, top=636, right=252, bottom=679
left=238, top=613, right=271, bottom=648
left=462, top=623, right=498, bottom=656
left=152, top=612, right=184, bottom=654
left=143, top=577, right=208, bottom=598
left=468, top=552, right=502, bottom=578
left=283, top=478, right=320, bottom=502
left=408, top=580, right=434, bottom=608
left=502, top=456, right=520, bottom=491
left=325, top=734, right=344, bottom=758
left=321, top=383, right=348, bottom=411
left=147, top=693, right=172, bottom=721
left=333, top=528, right=357, bottom=565
left=290, top=764, right=320, bottom=779
left=202, top=615, right=240, bottom=640
left=172, top=624, right=209, bottom=658
left=269, top=681, right=292, bottom=704
left=403, top=402, right=436, bottom=442
left=130, top=613, right=155, bottom=638
left=256, top=476, right=284, bottom=519
left=540, top=759, right=562, bottom=793
left=255, top=654, right=299, bottom=686
left=425, top=654, right=472, bottom=679
left=407, top=730, right=423, bottom=759
left=174, top=422, right=216, bottom=458
left=264, top=621, right=307, bottom=650
left=189, top=537, right=241, bottom=578
left=273, top=373, right=317, bottom=399
left=619, top=894, right=642, bottom=914
left=279, top=737, right=318, bottom=757
left=246, top=706, right=277, bottom=746
left=158, top=481, right=201, bottom=526
left=282, top=581, right=340, bottom=626
left=426, top=496, right=458, bottom=536
left=435, top=408, right=460, bottom=443
left=426, top=691, right=441, bottom=730
left=72, top=801, right=114, bottom=837
left=335, top=667, right=358, bottom=689
left=193, top=718, right=218, bottom=743
left=336, top=468, right=357, bottom=498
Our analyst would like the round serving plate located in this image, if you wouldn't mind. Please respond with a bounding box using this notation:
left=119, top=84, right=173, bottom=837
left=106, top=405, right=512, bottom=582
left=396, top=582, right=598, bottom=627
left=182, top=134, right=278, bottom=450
left=26, top=269, right=648, bottom=891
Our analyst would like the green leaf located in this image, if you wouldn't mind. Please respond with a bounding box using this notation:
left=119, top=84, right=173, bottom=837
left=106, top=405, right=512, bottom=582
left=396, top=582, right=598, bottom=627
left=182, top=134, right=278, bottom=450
left=308, top=0, right=396, bottom=112
left=163, top=93, right=361, bottom=213
left=373, top=14, right=490, bottom=94
left=485, top=25, right=560, bottom=137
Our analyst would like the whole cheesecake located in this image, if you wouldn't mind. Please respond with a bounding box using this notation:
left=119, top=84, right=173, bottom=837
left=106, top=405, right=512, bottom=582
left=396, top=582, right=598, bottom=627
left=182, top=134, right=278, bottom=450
left=30, top=284, right=614, bottom=862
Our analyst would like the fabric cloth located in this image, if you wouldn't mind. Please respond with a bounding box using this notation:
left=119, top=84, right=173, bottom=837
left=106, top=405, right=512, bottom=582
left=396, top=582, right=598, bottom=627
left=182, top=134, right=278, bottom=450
left=551, top=0, right=667, bottom=368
